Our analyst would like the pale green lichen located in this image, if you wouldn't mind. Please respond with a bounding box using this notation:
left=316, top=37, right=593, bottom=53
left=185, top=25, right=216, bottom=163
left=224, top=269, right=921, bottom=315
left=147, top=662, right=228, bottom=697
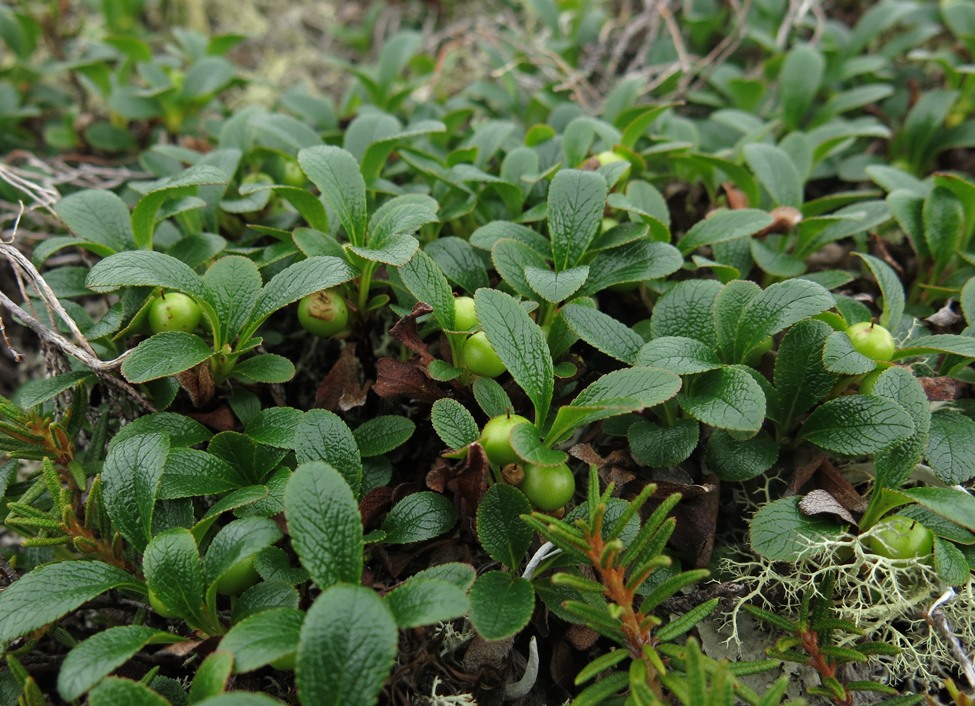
left=423, top=676, right=478, bottom=706
left=721, top=530, right=975, bottom=687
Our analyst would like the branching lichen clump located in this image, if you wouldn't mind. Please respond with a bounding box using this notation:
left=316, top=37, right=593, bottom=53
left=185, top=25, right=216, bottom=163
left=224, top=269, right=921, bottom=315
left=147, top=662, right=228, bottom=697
left=721, top=532, right=975, bottom=686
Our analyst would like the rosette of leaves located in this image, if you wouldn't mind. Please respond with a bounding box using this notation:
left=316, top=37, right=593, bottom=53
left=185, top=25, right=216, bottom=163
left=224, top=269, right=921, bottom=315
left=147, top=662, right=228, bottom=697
left=465, top=167, right=682, bottom=347
left=419, top=285, right=683, bottom=477
left=84, top=250, right=356, bottom=401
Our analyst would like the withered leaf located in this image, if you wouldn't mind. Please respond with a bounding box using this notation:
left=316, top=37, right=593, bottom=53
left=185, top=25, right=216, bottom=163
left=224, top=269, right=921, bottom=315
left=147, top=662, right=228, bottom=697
left=315, top=343, right=370, bottom=411
left=798, top=489, right=856, bottom=525
left=374, top=357, right=445, bottom=403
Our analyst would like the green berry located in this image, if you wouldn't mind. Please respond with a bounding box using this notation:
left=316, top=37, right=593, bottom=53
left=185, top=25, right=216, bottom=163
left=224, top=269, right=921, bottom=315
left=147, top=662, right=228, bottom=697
left=845, top=322, right=896, bottom=361
left=481, top=413, right=532, bottom=467
left=148, top=588, right=180, bottom=619
left=297, top=289, right=350, bottom=337
left=463, top=332, right=506, bottom=378
left=214, top=555, right=260, bottom=596
left=148, top=292, right=202, bottom=334
left=453, top=296, right=478, bottom=331
left=865, top=514, right=933, bottom=560
left=519, top=462, right=575, bottom=512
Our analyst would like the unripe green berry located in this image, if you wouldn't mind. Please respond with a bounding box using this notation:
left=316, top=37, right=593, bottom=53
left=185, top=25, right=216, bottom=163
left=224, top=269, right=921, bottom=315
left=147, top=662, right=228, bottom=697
left=463, top=332, right=506, bottom=378
left=845, top=322, right=896, bottom=361
left=148, top=292, right=202, bottom=334
left=481, top=413, right=531, bottom=467
left=453, top=296, right=478, bottom=331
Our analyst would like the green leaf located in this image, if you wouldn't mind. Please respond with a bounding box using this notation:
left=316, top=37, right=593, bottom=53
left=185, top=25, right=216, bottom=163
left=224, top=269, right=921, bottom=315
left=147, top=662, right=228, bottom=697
left=89, top=677, right=170, bottom=706
left=475, top=288, right=554, bottom=425
left=854, top=253, right=905, bottom=330
left=546, top=367, right=682, bottom=445
left=298, top=146, right=368, bottom=246
left=822, top=330, right=876, bottom=375
left=54, top=190, right=132, bottom=252
left=744, top=143, right=803, bottom=208
left=578, top=241, right=683, bottom=296
left=85, top=250, right=210, bottom=301
left=893, top=333, right=975, bottom=361
left=775, top=319, right=837, bottom=430
left=560, top=303, right=644, bottom=365
left=245, top=407, right=304, bottom=448
left=924, top=187, right=964, bottom=271
left=102, top=432, right=169, bottom=552
left=717, top=285, right=765, bottom=356
left=491, top=237, right=551, bottom=300
left=870, top=368, right=931, bottom=489
left=897, top=89, right=958, bottom=171
left=381, top=492, right=457, bottom=544
left=472, top=221, right=549, bottom=253
left=678, top=209, right=773, bottom=255
left=628, top=419, right=699, bottom=468
left=15, top=370, right=94, bottom=410
left=476, top=483, right=533, bottom=571
left=509, top=423, right=568, bottom=466
left=888, top=189, right=926, bottom=257
left=131, top=165, right=229, bottom=249
left=296, top=584, right=397, bottom=706
left=799, top=395, right=914, bottom=455
left=231, top=354, right=295, bottom=384
left=426, top=236, right=490, bottom=294
left=203, top=517, right=282, bottom=593
left=58, top=626, right=183, bottom=701
left=469, top=571, right=534, bottom=640
left=472, top=377, right=514, bottom=419
left=431, top=398, right=480, bottom=449
left=285, top=462, right=363, bottom=589
left=797, top=201, right=891, bottom=259
left=962, top=278, right=975, bottom=327
left=293, top=410, right=362, bottom=496
left=120, top=332, right=213, bottom=384
left=925, top=411, right=975, bottom=484
left=144, top=529, right=206, bottom=626
left=706, top=429, right=778, bottom=482
left=251, top=256, right=356, bottom=328
left=750, top=497, right=846, bottom=561
left=780, top=44, right=824, bottom=130
left=384, top=577, right=469, bottom=628
left=206, top=432, right=287, bottom=487
left=573, top=672, right=629, bottom=706
left=548, top=169, right=608, bottom=269
left=203, top=255, right=261, bottom=344
left=183, top=56, right=235, bottom=99
left=111, top=412, right=211, bottom=448
left=729, top=279, right=833, bottom=363
left=362, top=119, right=447, bottom=182
left=348, top=234, right=418, bottom=267
left=933, top=536, right=971, bottom=586
left=651, top=279, right=724, bottom=346
left=397, top=249, right=455, bottom=330
left=525, top=265, right=589, bottom=304
left=220, top=607, right=304, bottom=673
left=365, top=194, right=439, bottom=254
left=353, top=416, right=415, bottom=457
left=636, top=336, right=722, bottom=374
left=900, top=487, right=975, bottom=532
left=188, top=650, right=233, bottom=703
left=678, top=367, right=766, bottom=433
left=0, top=561, right=143, bottom=643
left=751, top=238, right=806, bottom=278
